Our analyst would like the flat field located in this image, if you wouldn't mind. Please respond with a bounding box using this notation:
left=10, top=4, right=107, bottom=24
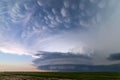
left=0, top=72, right=120, bottom=80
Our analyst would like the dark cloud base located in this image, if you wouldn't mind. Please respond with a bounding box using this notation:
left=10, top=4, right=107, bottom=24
left=33, top=51, right=120, bottom=72
left=38, top=64, right=120, bottom=72
left=108, top=53, right=120, bottom=61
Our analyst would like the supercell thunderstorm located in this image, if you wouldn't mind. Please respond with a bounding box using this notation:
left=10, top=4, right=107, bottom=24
left=0, top=0, right=120, bottom=71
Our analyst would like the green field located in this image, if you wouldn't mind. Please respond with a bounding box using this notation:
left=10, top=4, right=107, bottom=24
left=0, top=72, right=120, bottom=80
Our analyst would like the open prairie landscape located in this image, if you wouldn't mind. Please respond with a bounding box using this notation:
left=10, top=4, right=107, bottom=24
left=0, top=72, right=120, bottom=80
left=0, top=1, right=120, bottom=80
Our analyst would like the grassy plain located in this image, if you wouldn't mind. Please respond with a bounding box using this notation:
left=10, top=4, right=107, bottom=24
left=0, top=72, right=120, bottom=80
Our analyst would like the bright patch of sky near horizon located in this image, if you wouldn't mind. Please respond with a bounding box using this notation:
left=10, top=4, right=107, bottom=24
left=0, top=52, right=38, bottom=71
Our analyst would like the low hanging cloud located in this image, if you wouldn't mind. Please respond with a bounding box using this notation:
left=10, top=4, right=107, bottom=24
left=33, top=51, right=120, bottom=72
left=33, top=51, right=93, bottom=72
left=108, top=53, right=120, bottom=61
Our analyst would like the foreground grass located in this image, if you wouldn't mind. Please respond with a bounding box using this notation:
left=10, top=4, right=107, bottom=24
left=0, top=72, right=120, bottom=80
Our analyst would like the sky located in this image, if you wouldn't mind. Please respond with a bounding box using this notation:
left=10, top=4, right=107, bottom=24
left=0, top=0, right=120, bottom=72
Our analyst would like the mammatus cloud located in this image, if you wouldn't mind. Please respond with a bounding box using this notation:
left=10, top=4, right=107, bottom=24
left=0, top=0, right=118, bottom=55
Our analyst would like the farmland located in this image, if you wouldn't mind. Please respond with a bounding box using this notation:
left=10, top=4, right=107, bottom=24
left=0, top=72, right=120, bottom=80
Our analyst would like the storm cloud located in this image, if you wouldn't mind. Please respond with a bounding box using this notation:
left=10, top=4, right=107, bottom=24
left=108, top=53, right=120, bottom=61
left=0, top=0, right=119, bottom=55
left=0, top=0, right=120, bottom=71
left=33, top=51, right=93, bottom=71
left=33, top=51, right=120, bottom=72
left=37, top=64, right=120, bottom=72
